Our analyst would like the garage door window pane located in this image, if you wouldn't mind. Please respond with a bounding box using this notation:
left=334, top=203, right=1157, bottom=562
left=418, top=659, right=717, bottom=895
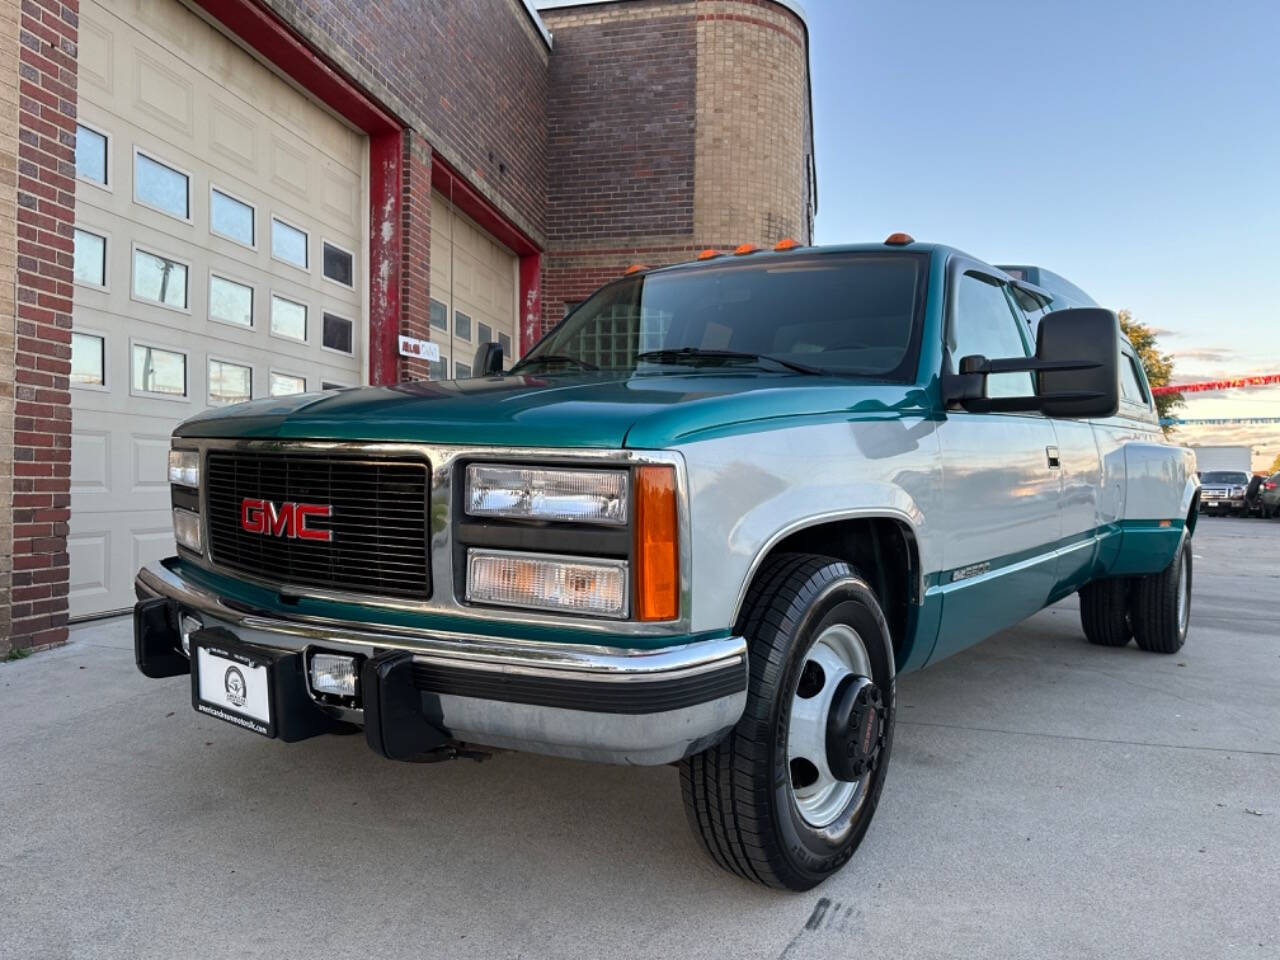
left=428, top=357, right=446, bottom=380
left=270, top=372, right=306, bottom=396
left=478, top=322, right=493, bottom=345
left=73, top=229, right=106, bottom=287
left=429, top=298, right=448, bottom=332
left=270, top=295, right=307, bottom=341
left=132, top=344, right=186, bottom=396
left=208, top=359, right=252, bottom=406
left=211, top=189, right=254, bottom=246
left=455, top=310, right=472, bottom=342
left=71, top=332, right=104, bottom=386
left=272, top=218, right=308, bottom=268
left=455, top=360, right=472, bottom=379
left=135, top=152, right=189, bottom=219
left=133, top=249, right=188, bottom=309
left=210, top=275, right=253, bottom=327
left=322, top=312, right=353, bottom=354
left=76, top=125, right=107, bottom=184
left=323, top=242, right=353, bottom=287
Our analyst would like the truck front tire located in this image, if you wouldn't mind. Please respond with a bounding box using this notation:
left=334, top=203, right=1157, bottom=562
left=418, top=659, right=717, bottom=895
left=680, top=554, right=895, bottom=891
left=1131, top=538, right=1192, bottom=654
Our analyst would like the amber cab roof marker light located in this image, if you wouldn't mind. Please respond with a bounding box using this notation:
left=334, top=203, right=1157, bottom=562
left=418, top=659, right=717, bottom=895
left=696, top=248, right=721, bottom=261
left=884, top=232, right=915, bottom=246
left=773, top=237, right=800, bottom=251
left=733, top=242, right=760, bottom=255
left=624, top=263, right=648, bottom=275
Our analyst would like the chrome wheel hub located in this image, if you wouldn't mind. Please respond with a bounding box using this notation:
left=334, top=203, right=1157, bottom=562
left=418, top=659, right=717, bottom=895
left=786, top=623, right=874, bottom=828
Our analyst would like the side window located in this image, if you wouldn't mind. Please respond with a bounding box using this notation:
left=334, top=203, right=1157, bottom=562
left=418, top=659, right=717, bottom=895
left=950, top=272, right=1034, bottom=399
left=1120, top=352, right=1150, bottom=406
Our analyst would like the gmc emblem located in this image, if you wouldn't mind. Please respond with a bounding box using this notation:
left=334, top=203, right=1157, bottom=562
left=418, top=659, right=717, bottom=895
left=240, top=499, right=333, bottom=542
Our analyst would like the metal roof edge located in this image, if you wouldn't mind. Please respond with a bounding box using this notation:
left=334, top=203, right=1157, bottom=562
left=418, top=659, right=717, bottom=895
left=520, top=0, right=554, bottom=48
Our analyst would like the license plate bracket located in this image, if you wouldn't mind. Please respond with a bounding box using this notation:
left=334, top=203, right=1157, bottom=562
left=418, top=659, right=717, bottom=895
left=191, top=629, right=280, bottom=737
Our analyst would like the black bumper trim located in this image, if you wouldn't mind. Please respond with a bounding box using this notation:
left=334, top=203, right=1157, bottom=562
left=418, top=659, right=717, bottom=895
left=410, top=659, right=746, bottom=715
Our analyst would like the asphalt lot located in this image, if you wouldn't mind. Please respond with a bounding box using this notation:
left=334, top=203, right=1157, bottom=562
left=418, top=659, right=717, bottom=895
left=1, top=517, right=1276, bottom=960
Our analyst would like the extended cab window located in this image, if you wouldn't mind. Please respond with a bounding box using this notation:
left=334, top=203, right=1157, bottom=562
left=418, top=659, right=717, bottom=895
left=515, top=252, right=927, bottom=381
left=1120, top=352, right=1150, bottom=406
left=949, top=273, right=1034, bottom=399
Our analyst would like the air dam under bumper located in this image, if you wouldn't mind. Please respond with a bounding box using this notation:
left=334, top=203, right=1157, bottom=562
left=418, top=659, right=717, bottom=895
left=134, top=560, right=748, bottom=765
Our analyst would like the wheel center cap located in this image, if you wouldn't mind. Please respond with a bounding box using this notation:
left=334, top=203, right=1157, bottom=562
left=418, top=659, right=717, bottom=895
left=825, top=675, right=885, bottom=781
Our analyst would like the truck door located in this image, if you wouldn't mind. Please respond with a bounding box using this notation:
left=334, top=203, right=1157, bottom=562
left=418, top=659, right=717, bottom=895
left=1009, top=285, right=1104, bottom=597
left=931, top=268, right=1061, bottom=662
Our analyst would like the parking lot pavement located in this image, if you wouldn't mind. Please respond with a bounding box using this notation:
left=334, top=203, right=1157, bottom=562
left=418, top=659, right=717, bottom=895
left=1, top=517, right=1276, bottom=960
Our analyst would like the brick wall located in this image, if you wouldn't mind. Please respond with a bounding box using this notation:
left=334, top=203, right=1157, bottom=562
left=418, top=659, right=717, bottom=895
left=6, top=0, right=77, bottom=653
left=539, top=0, right=812, bottom=334
left=0, top=0, right=19, bottom=653
left=265, top=0, right=548, bottom=248
left=694, top=0, right=810, bottom=246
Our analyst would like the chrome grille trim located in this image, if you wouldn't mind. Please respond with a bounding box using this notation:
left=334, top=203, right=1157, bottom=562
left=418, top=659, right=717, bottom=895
left=173, top=438, right=692, bottom=637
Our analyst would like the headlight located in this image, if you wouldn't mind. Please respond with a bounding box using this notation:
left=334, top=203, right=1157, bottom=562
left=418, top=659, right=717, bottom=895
left=467, top=549, right=628, bottom=618
left=466, top=465, right=627, bottom=525
left=168, top=449, right=200, bottom=487
left=173, top=507, right=202, bottom=552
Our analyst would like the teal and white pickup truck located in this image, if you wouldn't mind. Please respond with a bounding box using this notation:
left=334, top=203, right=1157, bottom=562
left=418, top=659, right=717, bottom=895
left=134, top=236, right=1199, bottom=890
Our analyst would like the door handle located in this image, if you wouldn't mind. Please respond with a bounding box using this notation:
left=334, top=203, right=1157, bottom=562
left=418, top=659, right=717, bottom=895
left=1046, top=445, right=1061, bottom=469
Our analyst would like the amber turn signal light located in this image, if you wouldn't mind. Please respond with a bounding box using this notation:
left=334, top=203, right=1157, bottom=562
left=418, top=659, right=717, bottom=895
left=773, top=237, right=799, bottom=251
left=696, top=248, right=721, bottom=260
left=634, top=465, right=679, bottom=621
left=884, top=232, right=915, bottom=246
left=734, top=242, right=759, bottom=255
left=624, top=263, right=648, bottom=275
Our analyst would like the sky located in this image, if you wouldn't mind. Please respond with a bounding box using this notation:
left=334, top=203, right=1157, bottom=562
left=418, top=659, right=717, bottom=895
left=803, top=0, right=1280, bottom=471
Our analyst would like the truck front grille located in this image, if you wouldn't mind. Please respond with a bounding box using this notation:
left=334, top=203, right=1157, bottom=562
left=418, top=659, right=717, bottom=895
left=205, top=451, right=430, bottom=600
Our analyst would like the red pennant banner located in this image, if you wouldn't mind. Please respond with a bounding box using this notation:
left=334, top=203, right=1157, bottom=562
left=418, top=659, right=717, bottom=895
left=1151, top=373, right=1280, bottom=397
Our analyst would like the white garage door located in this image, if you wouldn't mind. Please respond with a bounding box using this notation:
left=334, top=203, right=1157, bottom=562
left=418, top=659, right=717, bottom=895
left=69, top=0, right=366, bottom=617
left=429, top=192, right=519, bottom=378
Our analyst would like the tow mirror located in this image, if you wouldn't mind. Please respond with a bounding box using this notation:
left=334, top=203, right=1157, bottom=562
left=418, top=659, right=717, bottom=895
left=943, top=308, right=1120, bottom=419
left=473, top=341, right=504, bottom=376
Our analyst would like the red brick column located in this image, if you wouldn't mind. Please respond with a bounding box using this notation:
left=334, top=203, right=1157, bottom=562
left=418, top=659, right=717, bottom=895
left=399, top=131, right=433, bottom=382
left=5, top=0, right=78, bottom=652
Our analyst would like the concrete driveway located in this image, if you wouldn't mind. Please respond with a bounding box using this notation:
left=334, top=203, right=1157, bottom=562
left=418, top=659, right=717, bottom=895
left=1, top=518, right=1277, bottom=960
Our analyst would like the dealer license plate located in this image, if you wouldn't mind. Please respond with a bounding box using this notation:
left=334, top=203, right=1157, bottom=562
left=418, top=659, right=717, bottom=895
left=193, top=639, right=275, bottom=737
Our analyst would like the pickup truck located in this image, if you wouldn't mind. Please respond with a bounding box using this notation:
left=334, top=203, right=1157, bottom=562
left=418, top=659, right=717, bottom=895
left=133, top=237, right=1199, bottom=891
left=1198, top=470, right=1253, bottom=516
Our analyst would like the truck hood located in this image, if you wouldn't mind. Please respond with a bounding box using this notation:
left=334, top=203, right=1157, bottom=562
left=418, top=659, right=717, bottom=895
left=174, top=373, right=929, bottom=449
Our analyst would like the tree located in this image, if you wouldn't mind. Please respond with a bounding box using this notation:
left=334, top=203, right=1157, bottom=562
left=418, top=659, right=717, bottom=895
left=1118, top=310, right=1183, bottom=436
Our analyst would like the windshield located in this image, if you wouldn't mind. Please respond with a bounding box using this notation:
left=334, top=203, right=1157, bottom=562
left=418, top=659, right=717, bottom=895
left=516, top=252, right=928, bottom=380
left=1202, top=471, right=1250, bottom=484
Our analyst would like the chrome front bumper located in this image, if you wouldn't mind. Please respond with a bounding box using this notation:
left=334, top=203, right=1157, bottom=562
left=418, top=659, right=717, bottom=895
left=135, top=560, right=748, bottom=765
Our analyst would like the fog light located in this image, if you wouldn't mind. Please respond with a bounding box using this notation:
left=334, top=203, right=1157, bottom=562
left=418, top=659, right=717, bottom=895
left=173, top=508, right=202, bottom=552
left=179, top=614, right=202, bottom=656
left=310, top=652, right=359, bottom=698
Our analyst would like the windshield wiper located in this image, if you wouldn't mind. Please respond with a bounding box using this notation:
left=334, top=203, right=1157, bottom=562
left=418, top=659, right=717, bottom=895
left=513, top=354, right=599, bottom=372
left=636, top=347, right=828, bottom=376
